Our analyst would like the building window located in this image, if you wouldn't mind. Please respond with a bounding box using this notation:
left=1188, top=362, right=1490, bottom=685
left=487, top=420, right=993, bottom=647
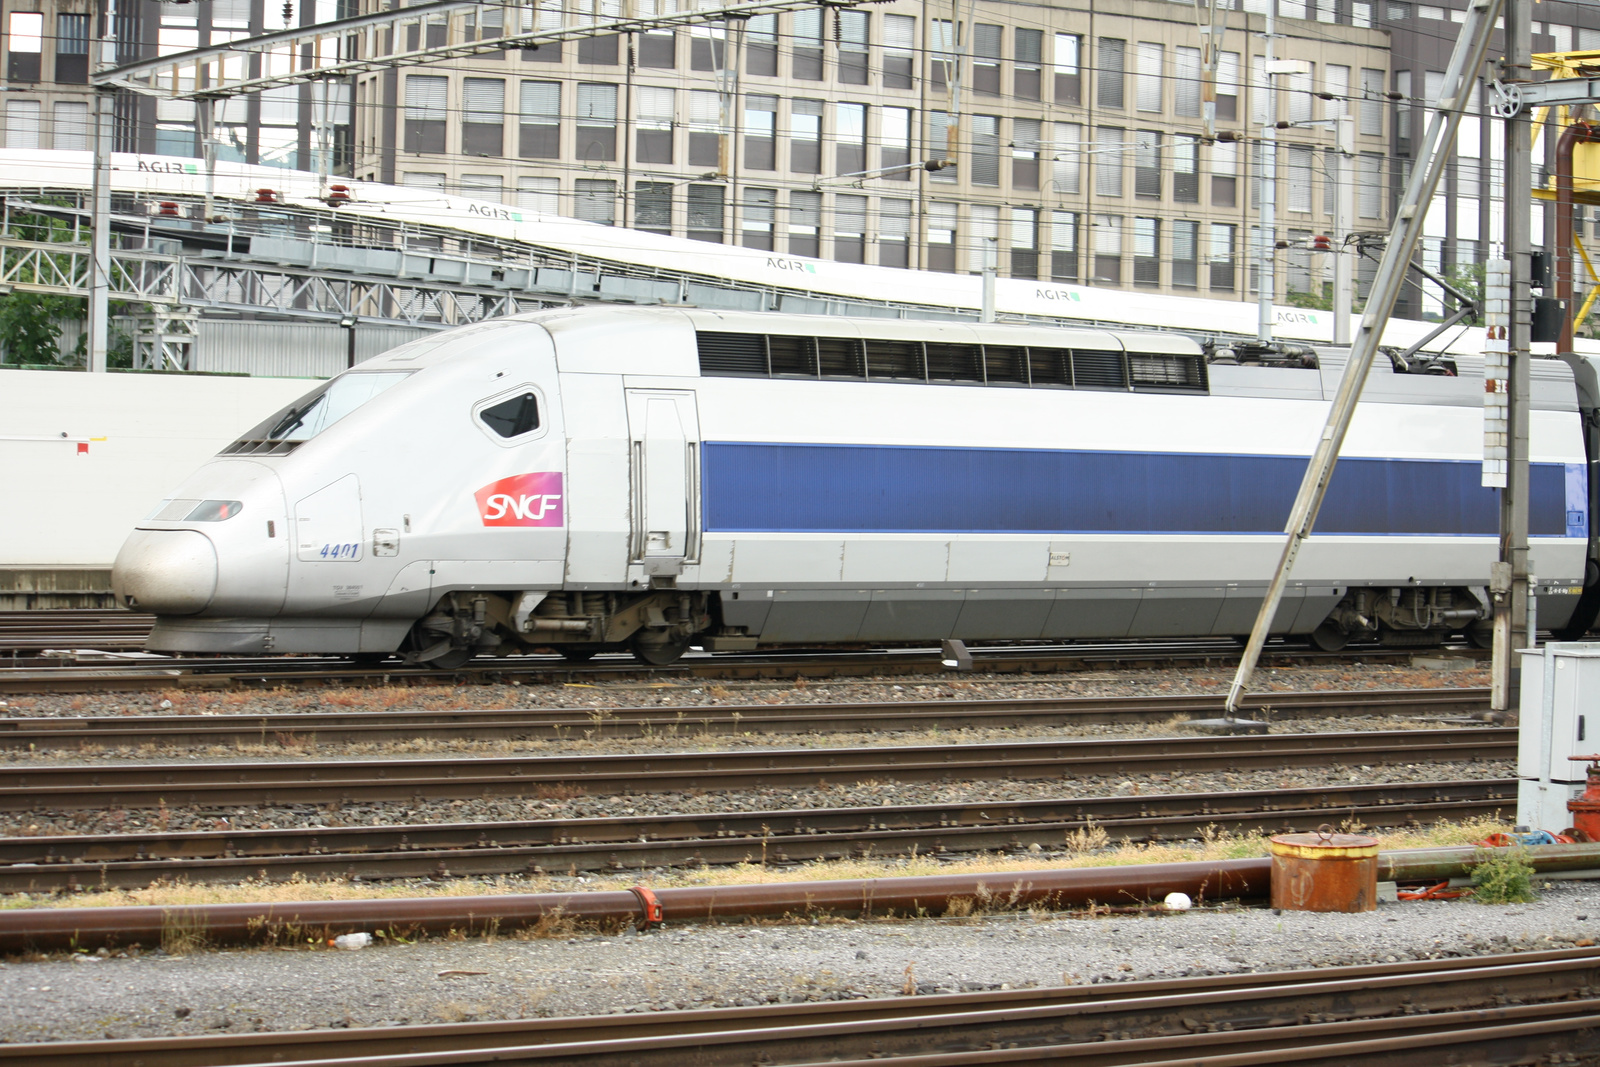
left=1012, top=118, right=1040, bottom=191
left=929, top=111, right=956, bottom=182
left=639, top=11, right=674, bottom=70
left=519, top=80, right=560, bottom=159
left=1097, top=38, right=1125, bottom=110
left=1359, top=152, right=1384, bottom=217
left=635, top=181, right=673, bottom=234
left=462, top=78, right=504, bottom=156
left=881, top=106, right=912, bottom=178
left=838, top=10, right=868, bottom=85
left=1359, top=68, right=1385, bottom=136
left=745, top=14, right=777, bottom=77
left=790, top=98, right=822, bottom=174
left=55, top=12, right=88, bottom=83
left=744, top=95, right=776, bottom=170
left=4, top=98, right=38, bottom=148
left=1287, top=66, right=1313, bottom=124
left=687, top=184, right=724, bottom=243
left=1010, top=207, right=1038, bottom=279
left=636, top=85, right=674, bottom=165
left=403, top=75, right=447, bottom=154
left=690, top=24, right=724, bottom=72
left=969, top=204, right=999, bottom=272
left=882, top=14, right=914, bottom=89
left=1175, top=47, right=1200, bottom=118
left=1093, top=215, right=1122, bottom=284
left=1133, top=217, right=1160, bottom=286
left=835, top=102, right=866, bottom=175
left=834, top=193, right=867, bottom=262
left=1134, top=130, right=1161, bottom=199
left=1210, top=141, right=1237, bottom=208
left=460, top=174, right=504, bottom=202
left=1173, top=135, right=1199, bottom=203
left=742, top=187, right=775, bottom=249
left=1324, top=64, right=1350, bottom=119
left=576, top=83, right=617, bottom=162
left=789, top=189, right=821, bottom=257
left=403, top=172, right=446, bottom=190
left=880, top=197, right=912, bottom=267
left=1094, top=127, right=1124, bottom=197
left=1015, top=28, right=1042, bottom=100
left=928, top=200, right=957, bottom=272
left=575, top=178, right=616, bottom=224
left=973, top=23, right=1002, bottom=96
left=1287, top=146, right=1314, bottom=212
left=520, top=0, right=563, bottom=62
left=1050, top=210, right=1079, bottom=282
left=1053, top=33, right=1081, bottom=105
left=1287, top=227, right=1313, bottom=298
left=930, top=19, right=956, bottom=88
left=971, top=114, right=1000, bottom=186
left=1052, top=122, right=1081, bottom=195
left=7, top=11, right=41, bottom=83
left=1209, top=222, right=1236, bottom=290
left=53, top=100, right=87, bottom=150
left=1136, top=43, right=1162, bottom=113
left=689, top=90, right=721, bottom=168
left=517, top=176, right=559, bottom=214
left=1216, top=52, right=1240, bottom=122
left=792, top=9, right=823, bottom=80
left=1172, top=220, right=1200, bottom=288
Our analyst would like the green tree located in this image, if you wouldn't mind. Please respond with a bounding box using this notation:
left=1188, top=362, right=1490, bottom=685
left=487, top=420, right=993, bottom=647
left=0, top=292, right=84, bottom=366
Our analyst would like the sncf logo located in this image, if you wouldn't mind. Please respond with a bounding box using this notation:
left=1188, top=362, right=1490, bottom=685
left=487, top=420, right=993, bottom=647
left=475, top=472, right=564, bottom=528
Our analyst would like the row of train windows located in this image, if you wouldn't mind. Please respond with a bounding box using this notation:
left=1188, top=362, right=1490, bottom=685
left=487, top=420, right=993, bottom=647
left=694, top=332, right=1208, bottom=393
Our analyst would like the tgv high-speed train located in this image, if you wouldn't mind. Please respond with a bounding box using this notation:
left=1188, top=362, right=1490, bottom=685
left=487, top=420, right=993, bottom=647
left=111, top=307, right=1600, bottom=666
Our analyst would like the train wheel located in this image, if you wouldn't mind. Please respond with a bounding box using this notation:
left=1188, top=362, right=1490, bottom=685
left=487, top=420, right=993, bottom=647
left=1465, top=623, right=1495, bottom=649
left=630, top=630, right=691, bottom=665
left=428, top=647, right=476, bottom=670
left=1309, top=623, right=1349, bottom=652
left=558, top=646, right=598, bottom=663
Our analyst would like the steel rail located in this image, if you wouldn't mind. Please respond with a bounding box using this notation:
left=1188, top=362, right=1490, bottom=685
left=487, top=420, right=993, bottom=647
left=0, top=779, right=1512, bottom=892
left=3, top=845, right=1598, bottom=954
left=0, top=689, right=1494, bottom=751
left=0, top=949, right=1592, bottom=1067
left=0, top=641, right=1489, bottom=695
left=0, top=728, right=1513, bottom=811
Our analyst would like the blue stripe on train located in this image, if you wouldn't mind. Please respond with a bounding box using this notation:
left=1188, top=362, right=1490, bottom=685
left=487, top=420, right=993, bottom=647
left=701, top=442, right=1586, bottom=537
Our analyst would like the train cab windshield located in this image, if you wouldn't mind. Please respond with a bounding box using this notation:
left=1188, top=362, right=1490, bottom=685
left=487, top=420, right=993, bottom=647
left=221, top=372, right=412, bottom=455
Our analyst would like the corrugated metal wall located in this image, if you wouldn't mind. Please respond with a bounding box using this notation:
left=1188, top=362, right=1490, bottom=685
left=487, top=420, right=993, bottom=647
left=193, top=321, right=435, bottom=377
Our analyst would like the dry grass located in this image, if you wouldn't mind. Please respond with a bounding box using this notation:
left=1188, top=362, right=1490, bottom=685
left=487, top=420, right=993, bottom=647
left=0, top=814, right=1519, bottom=915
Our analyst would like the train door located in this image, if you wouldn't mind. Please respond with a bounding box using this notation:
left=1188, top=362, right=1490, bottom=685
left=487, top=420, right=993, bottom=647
left=625, top=389, right=700, bottom=575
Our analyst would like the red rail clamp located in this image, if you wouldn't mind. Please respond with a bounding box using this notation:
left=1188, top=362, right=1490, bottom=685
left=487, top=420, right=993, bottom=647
left=630, top=886, right=663, bottom=929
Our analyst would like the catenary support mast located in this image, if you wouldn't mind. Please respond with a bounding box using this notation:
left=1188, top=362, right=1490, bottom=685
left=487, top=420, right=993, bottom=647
left=1224, top=0, right=1507, bottom=715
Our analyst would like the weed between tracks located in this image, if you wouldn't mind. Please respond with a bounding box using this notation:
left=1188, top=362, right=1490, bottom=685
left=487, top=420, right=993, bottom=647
left=0, top=814, right=1518, bottom=917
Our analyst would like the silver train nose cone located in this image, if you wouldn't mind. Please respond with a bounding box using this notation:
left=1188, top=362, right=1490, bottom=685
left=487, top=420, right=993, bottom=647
left=112, top=530, right=218, bottom=615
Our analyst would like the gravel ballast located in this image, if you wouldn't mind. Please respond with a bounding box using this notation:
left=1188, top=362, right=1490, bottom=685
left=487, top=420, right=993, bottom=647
left=0, top=885, right=1594, bottom=1043
left=0, top=660, right=1535, bottom=1047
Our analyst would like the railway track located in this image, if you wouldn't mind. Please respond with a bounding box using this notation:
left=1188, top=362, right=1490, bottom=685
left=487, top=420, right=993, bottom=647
left=0, top=949, right=1593, bottom=1066
left=0, top=631, right=1488, bottom=696
left=0, top=688, right=1493, bottom=751
left=0, top=778, right=1512, bottom=891
left=0, top=727, right=1512, bottom=812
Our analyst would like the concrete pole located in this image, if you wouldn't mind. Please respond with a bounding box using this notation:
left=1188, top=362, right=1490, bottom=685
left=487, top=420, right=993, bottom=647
left=1333, top=114, right=1354, bottom=346
left=1494, top=0, right=1533, bottom=714
left=981, top=236, right=997, bottom=321
left=86, top=0, right=116, bottom=374
left=1257, top=5, right=1276, bottom=343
